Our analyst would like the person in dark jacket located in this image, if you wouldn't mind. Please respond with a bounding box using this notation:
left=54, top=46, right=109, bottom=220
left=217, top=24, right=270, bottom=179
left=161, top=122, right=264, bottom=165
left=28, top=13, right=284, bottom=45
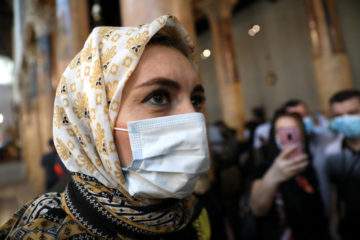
left=250, top=111, right=329, bottom=240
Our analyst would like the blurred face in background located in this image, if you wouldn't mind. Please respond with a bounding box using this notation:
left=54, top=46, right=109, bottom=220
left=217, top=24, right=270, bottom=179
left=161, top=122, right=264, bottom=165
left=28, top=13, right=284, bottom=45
left=330, top=97, right=360, bottom=118
left=285, top=103, right=309, bottom=118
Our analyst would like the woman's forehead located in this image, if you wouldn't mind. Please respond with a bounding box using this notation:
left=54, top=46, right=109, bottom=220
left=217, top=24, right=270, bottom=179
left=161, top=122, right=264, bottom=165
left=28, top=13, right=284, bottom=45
left=129, top=45, right=200, bottom=88
left=275, top=116, right=298, bottom=129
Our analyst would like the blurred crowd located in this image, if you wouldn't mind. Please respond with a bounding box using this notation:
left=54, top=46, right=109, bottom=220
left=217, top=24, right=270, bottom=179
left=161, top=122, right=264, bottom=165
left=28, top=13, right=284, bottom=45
left=206, top=89, right=360, bottom=240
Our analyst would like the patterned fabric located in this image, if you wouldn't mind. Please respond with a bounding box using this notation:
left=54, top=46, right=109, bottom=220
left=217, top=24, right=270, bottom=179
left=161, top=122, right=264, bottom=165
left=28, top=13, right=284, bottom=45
left=62, top=173, right=196, bottom=238
left=0, top=173, right=207, bottom=240
left=0, top=15, right=208, bottom=239
left=0, top=192, right=95, bottom=239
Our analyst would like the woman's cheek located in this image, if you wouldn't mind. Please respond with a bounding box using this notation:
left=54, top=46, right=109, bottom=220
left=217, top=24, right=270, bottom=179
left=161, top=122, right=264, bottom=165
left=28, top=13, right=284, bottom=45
left=114, top=131, right=133, bottom=167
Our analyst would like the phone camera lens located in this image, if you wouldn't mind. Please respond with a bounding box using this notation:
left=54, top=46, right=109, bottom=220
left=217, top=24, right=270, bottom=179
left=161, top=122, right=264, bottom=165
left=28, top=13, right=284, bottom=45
left=288, top=134, right=293, bottom=140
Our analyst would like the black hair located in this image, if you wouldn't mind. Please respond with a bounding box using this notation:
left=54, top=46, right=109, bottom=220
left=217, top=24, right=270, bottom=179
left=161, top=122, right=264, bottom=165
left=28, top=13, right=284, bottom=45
left=329, top=89, right=360, bottom=104
left=280, top=99, right=306, bottom=111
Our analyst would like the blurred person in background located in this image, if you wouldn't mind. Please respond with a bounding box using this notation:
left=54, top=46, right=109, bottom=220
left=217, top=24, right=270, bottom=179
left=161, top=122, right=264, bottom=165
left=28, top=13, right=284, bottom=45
left=41, top=139, right=64, bottom=191
left=208, top=120, right=240, bottom=176
left=208, top=120, right=242, bottom=239
left=253, top=99, right=330, bottom=151
left=243, top=121, right=259, bottom=147
left=0, top=15, right=217, bottom=239
left=282, top=99, right=336, bottom=216
left=281, top=99, right=331, bottom=138
left=237, top=120, right=262, bottom=240
left=249, top=110, right=328, bottom=240
left=208, top=121, right=226, bottom=154
left=325, top=89, right=360, bottom=240
left=253, top=99, right=335, bottom=215
left=252, top=106, right=270, bottom=151
left=247, top=106, right=266, bottom=149
left=252, top=106, right=267, bottom=125
left=252, top=121, right=271, bottom=151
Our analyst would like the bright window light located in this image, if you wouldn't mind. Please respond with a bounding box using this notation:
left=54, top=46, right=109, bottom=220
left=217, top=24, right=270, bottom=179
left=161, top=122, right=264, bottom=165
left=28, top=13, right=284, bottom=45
left=0, top=56, right=14, bottom=85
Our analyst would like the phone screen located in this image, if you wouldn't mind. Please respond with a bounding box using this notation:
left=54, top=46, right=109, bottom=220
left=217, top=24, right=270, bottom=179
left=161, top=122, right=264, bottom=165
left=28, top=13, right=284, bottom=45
left=278, top=127, right=302, bottom=158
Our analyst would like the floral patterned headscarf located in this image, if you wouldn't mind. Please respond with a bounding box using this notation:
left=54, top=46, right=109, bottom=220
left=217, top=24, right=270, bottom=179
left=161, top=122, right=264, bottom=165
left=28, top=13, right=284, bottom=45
left=53, top=15, right=195, bottom=192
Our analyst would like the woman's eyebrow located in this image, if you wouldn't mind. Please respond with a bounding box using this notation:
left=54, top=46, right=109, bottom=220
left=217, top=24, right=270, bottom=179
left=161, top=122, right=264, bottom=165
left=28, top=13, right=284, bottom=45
left=193, top=85, right=205, bottom=93
left=135, top=77, right=180, bottom=90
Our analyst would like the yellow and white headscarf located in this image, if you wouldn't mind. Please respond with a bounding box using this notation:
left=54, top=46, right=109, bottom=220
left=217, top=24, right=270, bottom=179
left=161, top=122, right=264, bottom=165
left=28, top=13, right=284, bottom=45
left=0, top=16, right=205, bottom=240
left=53, top=15, right=195, bottom=192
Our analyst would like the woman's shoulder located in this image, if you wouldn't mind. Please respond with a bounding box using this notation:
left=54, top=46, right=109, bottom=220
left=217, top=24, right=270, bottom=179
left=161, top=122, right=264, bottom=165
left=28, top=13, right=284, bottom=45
left=0, top=192, right=95, bottom=239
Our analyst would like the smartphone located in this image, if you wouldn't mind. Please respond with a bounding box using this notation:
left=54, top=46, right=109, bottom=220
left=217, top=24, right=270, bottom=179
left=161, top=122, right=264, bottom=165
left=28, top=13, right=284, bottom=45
left=278, top=127, right=303, bottom=158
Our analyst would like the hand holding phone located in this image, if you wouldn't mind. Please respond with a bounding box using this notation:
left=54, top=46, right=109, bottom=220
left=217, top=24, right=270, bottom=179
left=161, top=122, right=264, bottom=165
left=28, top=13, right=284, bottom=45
left=278, top=127, right=303, bottom=158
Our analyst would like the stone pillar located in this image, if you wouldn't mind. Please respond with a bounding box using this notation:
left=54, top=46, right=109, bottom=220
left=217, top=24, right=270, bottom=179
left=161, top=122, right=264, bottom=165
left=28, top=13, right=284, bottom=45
left=21, top=26, right=45, bottom=190
left=17, top=0, right=90, bottom=191
left=120, top=0, right=197, bottom=50
left=197, top=0, right=245, bottom=138
left=20, top=0, right=56, bottom=191
left=305, top=0, right=353, bottom=114
left=35, top=8, right=54, bottom=156
left=54, top=0, right=90, bottom=88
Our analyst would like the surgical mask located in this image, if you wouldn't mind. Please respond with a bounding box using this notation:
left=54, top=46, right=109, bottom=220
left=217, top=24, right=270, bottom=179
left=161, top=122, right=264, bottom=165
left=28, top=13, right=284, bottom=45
left=330, top=115, right=360, bottom=139
left=114, top=112, right=210, bottom=199
left=302, top=117, right=314, bottom=134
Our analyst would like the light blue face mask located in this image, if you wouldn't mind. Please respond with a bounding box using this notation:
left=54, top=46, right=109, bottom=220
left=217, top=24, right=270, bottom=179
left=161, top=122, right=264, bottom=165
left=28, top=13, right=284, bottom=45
left=303, top=117, right=314, bottom=134
left=330, top=115, right=360, bottom=139
left=114, top=112, right=210, bottom=199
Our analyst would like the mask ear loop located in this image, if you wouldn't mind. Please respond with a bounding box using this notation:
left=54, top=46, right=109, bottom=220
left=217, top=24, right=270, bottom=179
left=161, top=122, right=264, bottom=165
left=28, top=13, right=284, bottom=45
left=114, top=127, right=128, bottom=132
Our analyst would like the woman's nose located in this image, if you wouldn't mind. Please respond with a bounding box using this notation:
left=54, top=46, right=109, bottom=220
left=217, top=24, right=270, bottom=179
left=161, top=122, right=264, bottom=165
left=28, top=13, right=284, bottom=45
left=173, top=99, right=196, bottom=115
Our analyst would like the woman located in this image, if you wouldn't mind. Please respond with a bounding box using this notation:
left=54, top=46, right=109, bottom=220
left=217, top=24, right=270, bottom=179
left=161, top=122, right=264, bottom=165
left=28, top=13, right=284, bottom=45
left=249, top=111, right=328, bottom=240
left=0, top=15, right=212, bottom=240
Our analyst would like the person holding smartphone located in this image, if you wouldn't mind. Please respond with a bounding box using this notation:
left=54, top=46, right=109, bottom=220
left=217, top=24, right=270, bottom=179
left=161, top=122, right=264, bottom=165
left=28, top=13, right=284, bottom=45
left=249, top=111, right=329, bottom=240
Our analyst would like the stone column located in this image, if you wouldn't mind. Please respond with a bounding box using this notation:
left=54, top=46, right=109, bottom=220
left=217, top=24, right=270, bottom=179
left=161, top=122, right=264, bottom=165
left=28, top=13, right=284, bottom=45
left=21, top=26, right=45, bottom=190
left=120, top=0, right=197, bottom=50
left=197, top=0, right=245, bottom=138
left=17, top=0, right=90, bottom=191
left=305, top=0, right=353, bottom=114
left=21, top=0, right=56, bottom=191
left=54, top=0, right=90, bottom=88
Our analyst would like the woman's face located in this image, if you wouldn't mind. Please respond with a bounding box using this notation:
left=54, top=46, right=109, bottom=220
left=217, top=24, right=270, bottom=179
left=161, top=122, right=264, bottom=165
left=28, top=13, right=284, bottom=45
left=275, top=116, right=303, bottom=144
left=114, top=45, right=205, bottom=167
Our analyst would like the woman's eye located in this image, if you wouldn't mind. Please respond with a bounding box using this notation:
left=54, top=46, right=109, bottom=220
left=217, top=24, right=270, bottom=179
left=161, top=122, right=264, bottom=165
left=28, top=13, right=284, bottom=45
left=143, top=89, right=171, bottom=107
left=191, top=95, right=206, bottom=111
